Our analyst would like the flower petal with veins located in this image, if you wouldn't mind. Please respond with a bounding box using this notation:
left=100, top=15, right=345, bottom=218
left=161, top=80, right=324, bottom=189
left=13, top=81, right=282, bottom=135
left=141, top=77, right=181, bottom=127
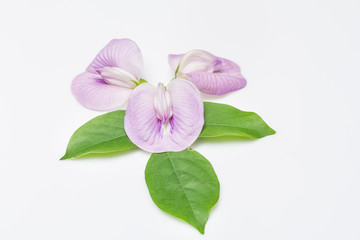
left=124, top=79, right=204, bottom=153
left=71, top=39, right=143, bottom=111
left=87, top=39, right=143, bottom=79
left=185, top=71, right=246, bottom=95
left=72, top=72, right=133, bottom=111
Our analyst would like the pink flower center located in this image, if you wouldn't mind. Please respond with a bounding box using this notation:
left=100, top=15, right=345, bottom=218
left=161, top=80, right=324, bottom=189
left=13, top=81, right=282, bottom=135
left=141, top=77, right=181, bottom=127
left=212, top=59, right=223, bottom=73
left=153, top=83, right=173, bottom=135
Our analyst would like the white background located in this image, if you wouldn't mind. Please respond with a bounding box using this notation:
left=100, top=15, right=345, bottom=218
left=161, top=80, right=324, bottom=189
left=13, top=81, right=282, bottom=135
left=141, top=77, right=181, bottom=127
left=0, top=0, right=359, bottom=239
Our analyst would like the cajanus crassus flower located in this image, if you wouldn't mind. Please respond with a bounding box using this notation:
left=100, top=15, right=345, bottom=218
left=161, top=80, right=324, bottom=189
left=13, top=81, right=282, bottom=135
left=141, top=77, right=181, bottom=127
left=124, top=79, right=204, bottom=153
left=72, top=39, right=144, bottom=111
left=168, top=50, right=246, bottom=95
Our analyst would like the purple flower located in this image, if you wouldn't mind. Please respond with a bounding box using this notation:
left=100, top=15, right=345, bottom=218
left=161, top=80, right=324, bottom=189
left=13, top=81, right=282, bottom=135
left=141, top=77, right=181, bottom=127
left=124, top=79, right=204, bottom=153
left=72, top=39, right=143, bottom=111
left=168, top=50, right=246, bottom=95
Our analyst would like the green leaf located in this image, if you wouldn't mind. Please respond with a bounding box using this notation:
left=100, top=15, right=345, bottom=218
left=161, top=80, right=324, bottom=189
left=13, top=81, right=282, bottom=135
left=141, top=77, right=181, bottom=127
left=61, top=110, right=137, bottom=160
left=145, top=149, right=220, bottom=234
left=200, top=102, right=276, bottom=139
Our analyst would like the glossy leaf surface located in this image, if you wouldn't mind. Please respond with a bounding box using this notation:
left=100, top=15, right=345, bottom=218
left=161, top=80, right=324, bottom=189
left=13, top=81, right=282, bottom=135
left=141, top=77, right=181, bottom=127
left=61, top=111, right=136, bottom=159
left=145, top=149, right=219, bottom=234
left=200, top=102, right=276, bottom=138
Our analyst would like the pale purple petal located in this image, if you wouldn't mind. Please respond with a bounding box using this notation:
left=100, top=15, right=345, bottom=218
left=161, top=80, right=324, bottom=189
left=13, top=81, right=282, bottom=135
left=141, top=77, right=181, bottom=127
left=168, top=54, right=184, bottom=72
left=124, top=83, right=160, bottom=152
left=185, top=71, right=246, bottom=95
left=167, top=79, right=204, bottom=149
left=124, top=80, right=203, bottom=153
left=216, top=57, right=241, bottom=74
left=170, top=49, right=247, bottom=95
left=71, top=72, right=132, bottom=111
left=86, top=39, right=143, bottom=79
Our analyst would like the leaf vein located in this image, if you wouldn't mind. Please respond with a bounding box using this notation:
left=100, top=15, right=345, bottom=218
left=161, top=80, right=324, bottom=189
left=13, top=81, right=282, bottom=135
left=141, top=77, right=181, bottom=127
left=66, top=135, right=134, bottom=158
left=166, top=152, right=199, bottom=223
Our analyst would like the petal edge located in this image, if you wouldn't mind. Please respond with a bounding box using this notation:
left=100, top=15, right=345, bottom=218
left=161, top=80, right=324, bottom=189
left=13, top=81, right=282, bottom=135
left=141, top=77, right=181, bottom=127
left=86, top=39, right=143, bottom=79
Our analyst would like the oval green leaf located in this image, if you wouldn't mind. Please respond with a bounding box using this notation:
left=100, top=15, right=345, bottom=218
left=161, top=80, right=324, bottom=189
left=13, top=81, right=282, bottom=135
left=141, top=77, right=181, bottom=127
left=145, top=149, right=220, bottom=234
left=61, top=110, right=137, bottom=160
left=200, top=102, right=276, bottom=138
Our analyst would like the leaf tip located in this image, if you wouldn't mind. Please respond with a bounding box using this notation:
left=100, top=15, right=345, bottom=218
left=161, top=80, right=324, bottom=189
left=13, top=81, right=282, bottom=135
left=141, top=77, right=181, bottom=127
left=269, top=128, right=276, bottom=135
left=196, top=225, right=205, bottom=234
left=60, top=154, right=69, bottom=160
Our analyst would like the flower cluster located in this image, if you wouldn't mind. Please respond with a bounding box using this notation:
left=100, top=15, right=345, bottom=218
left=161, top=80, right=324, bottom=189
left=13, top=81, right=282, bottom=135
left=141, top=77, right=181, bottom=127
left=64, top=39, right=275, bottom=234
left=72, top=39, right=247, bottom=153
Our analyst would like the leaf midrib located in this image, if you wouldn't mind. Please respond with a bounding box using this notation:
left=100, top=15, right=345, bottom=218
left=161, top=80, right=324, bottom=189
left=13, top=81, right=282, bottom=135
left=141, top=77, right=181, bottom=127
left=166, top=152, right=199, bottom=224
left=65, top=134, right=134, bottom=158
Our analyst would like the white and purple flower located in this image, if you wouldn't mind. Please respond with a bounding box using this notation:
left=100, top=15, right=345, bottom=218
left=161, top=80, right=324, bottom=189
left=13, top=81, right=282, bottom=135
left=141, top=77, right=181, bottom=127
left=124, top=79, right=204, bottom=153
left=168, top=50, right=247, bottom=95
left=72, top=39, right=144, bottom=111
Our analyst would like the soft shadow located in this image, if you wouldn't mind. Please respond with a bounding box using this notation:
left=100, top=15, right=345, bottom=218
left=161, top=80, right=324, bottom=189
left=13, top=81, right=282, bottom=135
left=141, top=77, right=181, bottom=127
left=200, top=90, right=237, bottom=101
left=192, top=136, right=257, bottom=148
left=201, top=92, right=224, bottom=100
